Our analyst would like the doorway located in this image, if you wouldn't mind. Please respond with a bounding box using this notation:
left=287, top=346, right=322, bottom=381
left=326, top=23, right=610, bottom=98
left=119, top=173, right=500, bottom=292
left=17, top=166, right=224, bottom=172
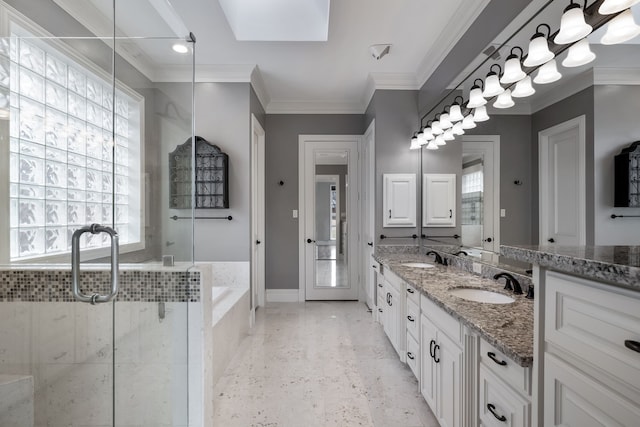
left=250, top=115, right=266, bottom=322
left=539, top=116, right=586, bottom=246
left=299, top=136, right=360, bottom=301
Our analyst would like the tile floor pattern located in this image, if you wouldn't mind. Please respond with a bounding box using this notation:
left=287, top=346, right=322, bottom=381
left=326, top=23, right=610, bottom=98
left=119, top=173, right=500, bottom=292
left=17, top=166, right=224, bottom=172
left=213, top=301, right=439, bottom=427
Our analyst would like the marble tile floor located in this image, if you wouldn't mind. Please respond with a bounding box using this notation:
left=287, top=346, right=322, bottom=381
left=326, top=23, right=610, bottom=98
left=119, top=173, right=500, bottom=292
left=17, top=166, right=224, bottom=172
left=213, top=301, right=438, bottom=427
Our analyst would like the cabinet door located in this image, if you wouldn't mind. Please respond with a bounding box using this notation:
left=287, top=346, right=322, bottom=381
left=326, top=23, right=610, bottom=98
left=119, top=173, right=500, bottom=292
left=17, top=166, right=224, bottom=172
left=423, top=174, right=456, bottom=227
left=383, top=174, right=416, bottom=227
left=387, top=283, right=401, bottom=355
left=437, top=331, right=463, bottom=427
left=421, top=314, right=438, bottom=412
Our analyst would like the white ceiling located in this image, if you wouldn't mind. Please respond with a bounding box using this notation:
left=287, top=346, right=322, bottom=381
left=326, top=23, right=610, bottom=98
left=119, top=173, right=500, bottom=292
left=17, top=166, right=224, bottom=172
left=54, top=0, right=491, bottom=113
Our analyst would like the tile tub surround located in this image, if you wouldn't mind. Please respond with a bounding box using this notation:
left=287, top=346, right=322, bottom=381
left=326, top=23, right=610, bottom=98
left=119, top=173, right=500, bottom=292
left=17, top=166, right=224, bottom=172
left=0, top=268, right=200, bottom=302
left=374, top=252, right=534, bottom=367
left=501, top=245, right=640, bottom=290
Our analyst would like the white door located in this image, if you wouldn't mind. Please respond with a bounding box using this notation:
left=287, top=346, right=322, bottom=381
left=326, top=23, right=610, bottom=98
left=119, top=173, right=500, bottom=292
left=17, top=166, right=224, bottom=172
left=383, top=174, right=417, bottom=227
left=299, top=136, right=360, bottom=300
left=423, top=174, right=456, bottom=227
left=539, top=116, right=586, bottom=246
left=362, top=120, right=375, bottom=308
left=250, top=115, right=265, bottom=319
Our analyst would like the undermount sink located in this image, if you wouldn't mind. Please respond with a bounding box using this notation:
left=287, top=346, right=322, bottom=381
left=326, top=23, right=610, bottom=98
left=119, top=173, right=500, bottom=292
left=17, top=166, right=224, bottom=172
left=450, top=287, right=515, bottom=304
left=401, top=262, right=434, bottom=269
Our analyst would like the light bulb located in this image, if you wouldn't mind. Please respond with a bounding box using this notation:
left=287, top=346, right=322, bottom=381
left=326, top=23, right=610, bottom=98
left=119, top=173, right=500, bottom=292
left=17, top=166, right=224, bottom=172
left=483, top=73, right=505, bottom=98
left=554, top=2, right=592, bottom=45
left=467, top=87, right=487, bottom=108
left=435, top=135, right=446, bottom=146
left=493, top=89, right=515, bottom=109
left=461, top=114, right=476, bottom=130
left=452, top=122, right=465, bottom=136
left=439, top=113, right=453, bottom=130
left=449, top=104, right=464, bottom=122
left=431, top=121, right=443, bottom=135
left=601, top=9, right=640, bottom=45
left=501, top=48, right=526, bottom=84
left=599, top=0, right=640, bottom=15
left=473, top=106, right=490, bottom=122
left=562, top=38, right=596, bottom=67
left=426, top=140, right=439, bottom=150
left=533, top=59, right=562, bottom=84
left=512, top=75, right=536, bottom=98
left=524, top=26, right=554, bottom=67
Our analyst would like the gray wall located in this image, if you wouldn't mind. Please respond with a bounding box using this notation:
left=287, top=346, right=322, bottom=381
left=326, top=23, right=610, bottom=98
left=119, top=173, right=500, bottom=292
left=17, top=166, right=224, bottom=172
left=531, top=86, right=595, bottom=245
left=366, top=90, right=421, bottom=245
left=594, top=85, right=640, bottom=244
left=467, top=115, right=533, bottom=245
left=264, top=115, right=365, bottom=290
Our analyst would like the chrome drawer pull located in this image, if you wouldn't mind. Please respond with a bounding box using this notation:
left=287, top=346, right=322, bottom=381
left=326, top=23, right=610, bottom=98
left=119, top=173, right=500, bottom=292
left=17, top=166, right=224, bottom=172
left=487, top=403, right=507, bottom=422
left=487, top=352, right=507, bottom=366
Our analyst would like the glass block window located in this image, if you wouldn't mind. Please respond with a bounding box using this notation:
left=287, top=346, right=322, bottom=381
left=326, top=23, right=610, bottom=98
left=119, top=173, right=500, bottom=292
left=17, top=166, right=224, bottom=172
left=462, top=170, right=483, bottom=194
left=7, top=27, right=141, bottom=261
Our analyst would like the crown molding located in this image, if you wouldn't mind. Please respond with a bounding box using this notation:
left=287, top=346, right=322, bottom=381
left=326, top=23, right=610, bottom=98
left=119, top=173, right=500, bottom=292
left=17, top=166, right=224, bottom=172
left=250, top=66, right=270, bottom=112
left=593, top=67, right=640, bottom=85
left=153, top=64, right=256, bottom=82
left=266, top=100, right=366, bottom=114
left=363, top=72, right=420, bottom=110
left=415, top=0, right=491, bottom=89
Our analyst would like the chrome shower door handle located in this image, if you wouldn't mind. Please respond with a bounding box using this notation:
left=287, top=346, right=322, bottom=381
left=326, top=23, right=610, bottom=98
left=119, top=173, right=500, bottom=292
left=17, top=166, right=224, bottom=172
left=71, top=224, right=120, bottom=304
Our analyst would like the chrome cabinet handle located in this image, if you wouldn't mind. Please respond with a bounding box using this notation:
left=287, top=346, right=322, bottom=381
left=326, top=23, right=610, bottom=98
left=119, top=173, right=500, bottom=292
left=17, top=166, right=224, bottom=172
left=71, top=224, right=119, bottom=304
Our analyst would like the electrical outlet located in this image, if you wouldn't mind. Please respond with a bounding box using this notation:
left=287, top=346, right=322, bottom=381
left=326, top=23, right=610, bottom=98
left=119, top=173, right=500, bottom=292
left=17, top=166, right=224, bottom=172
left=473, top=262, right=482, bottom=274
left=500, top=209, right=506, bottom=217
left=292, top=210, right=298, bottom=218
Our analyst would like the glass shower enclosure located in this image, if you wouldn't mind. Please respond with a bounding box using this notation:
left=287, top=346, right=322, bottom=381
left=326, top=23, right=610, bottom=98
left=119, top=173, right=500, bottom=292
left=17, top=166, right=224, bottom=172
left=0, top=0, right=198, bottom=425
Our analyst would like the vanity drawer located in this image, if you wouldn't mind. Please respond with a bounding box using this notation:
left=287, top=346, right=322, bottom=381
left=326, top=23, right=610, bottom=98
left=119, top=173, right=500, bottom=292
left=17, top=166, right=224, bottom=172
left=406, top=333, right=419, bottom=380
left=479, top=364, right=530, bottom=427
left=406, top=298, right=419, bottom=339
left=545, top=271, right=640, bottom=394
left=406, top=283, right=419, bottom=306
left=421, top=294, right=462, bottom=346
left=480, top=339, right=531, bottom=396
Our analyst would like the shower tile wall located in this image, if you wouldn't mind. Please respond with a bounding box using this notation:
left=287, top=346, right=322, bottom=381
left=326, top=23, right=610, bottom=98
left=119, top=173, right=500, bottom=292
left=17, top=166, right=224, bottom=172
left=0, top=269, right=200, bottom=427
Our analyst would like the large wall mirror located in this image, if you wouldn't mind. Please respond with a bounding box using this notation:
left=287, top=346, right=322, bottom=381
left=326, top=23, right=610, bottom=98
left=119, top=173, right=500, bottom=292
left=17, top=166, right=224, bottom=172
left=419, top=0, right=640, bottom=266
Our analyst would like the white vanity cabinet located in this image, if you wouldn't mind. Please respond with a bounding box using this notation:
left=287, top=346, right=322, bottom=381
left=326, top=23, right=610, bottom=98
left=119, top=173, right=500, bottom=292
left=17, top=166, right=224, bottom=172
left=538, top=270, right=640, bottom=427
left=383, top=174, right=416, bottom=227
left=423, top=173, right=456, bottom=227
left=381, top=269, right=406, bottom=361
left=420, top=295, right=464, bottom=427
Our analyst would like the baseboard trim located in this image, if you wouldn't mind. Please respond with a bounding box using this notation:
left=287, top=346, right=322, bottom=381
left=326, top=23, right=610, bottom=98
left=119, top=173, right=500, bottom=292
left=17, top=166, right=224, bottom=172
left=266, top=289, right=300, bottom=303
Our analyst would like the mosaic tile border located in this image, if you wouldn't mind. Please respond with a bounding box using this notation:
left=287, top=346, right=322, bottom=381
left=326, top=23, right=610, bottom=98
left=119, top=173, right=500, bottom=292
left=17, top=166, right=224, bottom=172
left=0, top=270, right=200, bottom=302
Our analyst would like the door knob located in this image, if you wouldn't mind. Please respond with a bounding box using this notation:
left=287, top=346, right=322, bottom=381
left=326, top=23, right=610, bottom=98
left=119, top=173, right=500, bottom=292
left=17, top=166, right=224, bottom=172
left=485, top=237, right=493, bottom=242
left=256, top=240, right=261, bottom=245
left=548, top=238, right=555, bottom=243
left=306, top=238, right=315, bottom=243
left=367, top=242, right=373, bottom=246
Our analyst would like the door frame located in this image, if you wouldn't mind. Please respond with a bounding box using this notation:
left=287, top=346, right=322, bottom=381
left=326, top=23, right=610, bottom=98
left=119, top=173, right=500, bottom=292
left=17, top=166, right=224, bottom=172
left=250, top=114, right=265, bottom=321
left=298, top=135, right=361, bottom=302
left=361, top=120, right=375, bottom=306
left=538, top=115, right=586, bottom=245
left=460, top=135, right=500, bottom=252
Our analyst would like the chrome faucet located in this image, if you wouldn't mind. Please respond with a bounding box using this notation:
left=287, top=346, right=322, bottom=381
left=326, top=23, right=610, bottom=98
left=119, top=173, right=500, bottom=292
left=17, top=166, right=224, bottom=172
left=493, top=272, right=523, bottom=294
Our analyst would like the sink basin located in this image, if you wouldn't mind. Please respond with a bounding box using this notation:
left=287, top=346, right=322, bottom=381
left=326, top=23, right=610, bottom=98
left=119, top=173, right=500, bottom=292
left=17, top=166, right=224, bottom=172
left=450, top=288, right=515, bottom=304
left=401, top=262, right=434, bottom=269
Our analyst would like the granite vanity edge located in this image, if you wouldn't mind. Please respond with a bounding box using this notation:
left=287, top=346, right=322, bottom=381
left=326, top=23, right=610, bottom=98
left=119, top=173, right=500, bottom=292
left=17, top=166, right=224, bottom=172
left=373, top=253, right=533, bottom=367
left=500, top=245, right=640, bottom=291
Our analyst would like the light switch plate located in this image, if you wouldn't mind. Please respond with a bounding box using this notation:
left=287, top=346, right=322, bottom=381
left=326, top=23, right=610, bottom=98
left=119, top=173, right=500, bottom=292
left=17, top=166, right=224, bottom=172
left=292, top=209, right=298, bottom=218
left=500, top=209, right=506, bottom=217
left=472, top=262, right=482, bottom=274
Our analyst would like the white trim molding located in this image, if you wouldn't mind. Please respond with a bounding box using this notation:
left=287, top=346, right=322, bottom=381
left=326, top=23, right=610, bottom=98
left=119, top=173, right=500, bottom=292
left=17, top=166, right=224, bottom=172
left=267, top=100, right=366, bottom=114
left=266, top=289, right=300, bottom=303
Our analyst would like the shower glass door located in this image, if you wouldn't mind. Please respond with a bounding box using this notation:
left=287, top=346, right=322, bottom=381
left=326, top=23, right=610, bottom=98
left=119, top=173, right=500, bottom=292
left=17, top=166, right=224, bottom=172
left=0, top=1, right=195, bottom=425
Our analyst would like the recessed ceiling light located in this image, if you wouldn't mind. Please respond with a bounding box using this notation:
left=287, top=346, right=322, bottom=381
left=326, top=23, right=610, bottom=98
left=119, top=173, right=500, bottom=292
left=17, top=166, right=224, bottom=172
left=172, top=43, right=189, bottom=54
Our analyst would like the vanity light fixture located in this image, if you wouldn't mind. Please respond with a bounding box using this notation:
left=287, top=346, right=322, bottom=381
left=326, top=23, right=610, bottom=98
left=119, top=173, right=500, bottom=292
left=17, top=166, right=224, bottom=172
left=482, top=64, right=505, bottom=98
left=524, top=24, right=555, bottom=67
left=423, top=123, right=435, bottom=141
left=435, top=134, right=447, bottom=146
left=599, top=0, right=640, bottom=15
left=501, top=47, right=527, bottom=84
left=467, top=79, right=487, bottom=108
left=417, top=126, right=426, bottom=141
left=443, top=128, right=455, bottom=141
left=562, top=38, right=596, bottom=67
left=473, top=105, right=490, bottom=122
left=431, top=114, right=444, bottom=135
left=512, top=75, right=536, bottom=98
left=410, top=132, right=421, bottom=150
left=554, top=0, right=592, bottom=45
left=452, top=122, right=465, bottom=136
left=461, top=113, right=477, bottom=130
left=439, top=112, right=453, bottom=130
left=533, top=58, right=562, bottom=84
left=448, top=96, right=465, bottom=122
left=172, top=43, right=189, bottom=54
left=601, top=8, right=640, bottom=44
left=493, top=88, right=515, bottom=109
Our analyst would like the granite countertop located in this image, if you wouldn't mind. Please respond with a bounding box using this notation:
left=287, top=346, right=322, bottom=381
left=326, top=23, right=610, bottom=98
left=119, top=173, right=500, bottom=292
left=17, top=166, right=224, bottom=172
left=373, top=252, right=533, bottom=367
left=501, top=245, right=640, bottom=291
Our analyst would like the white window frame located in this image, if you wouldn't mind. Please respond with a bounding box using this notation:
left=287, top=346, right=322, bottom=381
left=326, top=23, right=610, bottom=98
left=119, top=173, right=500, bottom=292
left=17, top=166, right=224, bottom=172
left=0, top=3, right=146, bottom=263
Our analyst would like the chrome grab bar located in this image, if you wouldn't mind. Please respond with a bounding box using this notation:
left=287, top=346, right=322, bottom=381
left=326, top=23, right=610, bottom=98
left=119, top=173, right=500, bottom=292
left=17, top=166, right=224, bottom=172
left=71, top=224, right=119, bottom=304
